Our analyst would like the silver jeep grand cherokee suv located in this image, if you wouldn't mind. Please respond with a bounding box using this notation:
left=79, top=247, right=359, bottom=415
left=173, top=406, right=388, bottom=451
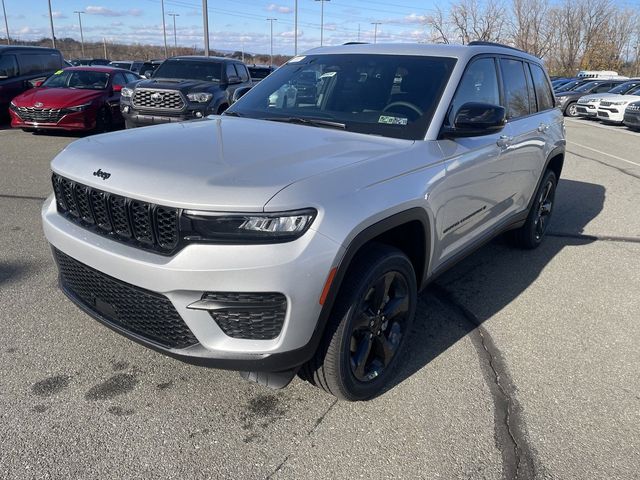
left=43, top=42, right=564, bottom=400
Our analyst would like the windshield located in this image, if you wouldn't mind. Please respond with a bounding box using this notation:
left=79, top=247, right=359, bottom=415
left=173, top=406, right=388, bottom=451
left=42, top=70, right=110, bottom=90
left=153, top=60, right=222, bottom=82
left=110, top=62, right=132, bottom=69
left=556, top=80, right=581, bottom=91
left=610, top=82, right=640, bottom=94
left=248, top=67, right=272, bottom=80
left=573, top=81, right=600, bottom=93
left=226, top=54, right=456, bottom=140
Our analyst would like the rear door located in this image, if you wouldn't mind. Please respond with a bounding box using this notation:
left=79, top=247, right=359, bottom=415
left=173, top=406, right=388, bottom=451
left=502, top=60, right=562, bottom=211
left=109, top=72, right=128, bottom=122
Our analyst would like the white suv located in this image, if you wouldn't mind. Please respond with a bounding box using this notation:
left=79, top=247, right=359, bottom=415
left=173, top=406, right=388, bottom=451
left=597, top=90, right=640, bottom=124
left=43, top=42, right=565, bottom=400
left=577, top=81, right=640, bottom=118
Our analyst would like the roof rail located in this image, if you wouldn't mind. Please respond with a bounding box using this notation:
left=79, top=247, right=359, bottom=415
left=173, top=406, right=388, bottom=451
left=343, top=42, right=369, bottom=45
left=467, top=41, right=527, bottom=54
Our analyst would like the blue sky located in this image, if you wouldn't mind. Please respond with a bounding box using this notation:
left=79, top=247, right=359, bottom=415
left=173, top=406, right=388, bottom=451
left=1, top=0, right=446, bottom=54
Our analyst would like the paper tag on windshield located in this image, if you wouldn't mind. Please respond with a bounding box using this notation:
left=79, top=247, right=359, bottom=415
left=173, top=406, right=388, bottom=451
left=288, top=56, right=306, bottom=63
left=378, top=115, right=408, bottom=125
left=54, top=70, right=63, bottom=75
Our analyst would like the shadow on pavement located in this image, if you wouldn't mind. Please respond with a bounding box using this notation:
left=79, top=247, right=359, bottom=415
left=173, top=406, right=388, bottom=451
left=389, top=178, right=605, bottom=391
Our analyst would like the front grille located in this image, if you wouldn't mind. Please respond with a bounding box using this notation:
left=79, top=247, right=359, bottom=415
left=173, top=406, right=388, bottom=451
left=14, top=106, right=66, bottom=123
left=132, top=89, right=185, bottom=110
left=54, top=248, right=199, bottom=349
left=52, top=173, right=180, bottom=254
left=202, top=292, right=287, bottom=340
left=600, top=101, right=614, bottom=107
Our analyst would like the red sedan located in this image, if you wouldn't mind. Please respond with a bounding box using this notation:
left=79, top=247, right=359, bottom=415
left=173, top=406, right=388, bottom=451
left=9, top=66, right=140, bottom=132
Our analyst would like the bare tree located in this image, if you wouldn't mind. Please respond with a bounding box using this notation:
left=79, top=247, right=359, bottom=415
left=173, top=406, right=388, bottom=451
left=449, top=0, right=507, bottom=44
left=425, top=6, right=451, bottom=44
left=510, top=0, right=554, bottom=58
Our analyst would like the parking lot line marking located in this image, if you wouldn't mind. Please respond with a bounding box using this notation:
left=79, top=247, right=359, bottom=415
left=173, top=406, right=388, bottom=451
left=565, top=118, right=640, bottom=137
left=567, top=141, right=640, bottom=168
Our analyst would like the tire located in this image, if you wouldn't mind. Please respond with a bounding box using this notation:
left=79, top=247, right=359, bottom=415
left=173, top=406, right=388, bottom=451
left=565, top=102, right=578, bottom=117
left=95, top=107, right=112, bottom=133
left=509, top=170, right=557, bottom=249
left=21, top=128, right=35, bottom=133
left=301, top=243, right=417, bottom=401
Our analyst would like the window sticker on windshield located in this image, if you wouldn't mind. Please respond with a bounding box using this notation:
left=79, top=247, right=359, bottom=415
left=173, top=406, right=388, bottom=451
left=320, top=71, right=337, bottom=79
left=54, top=70, right=63, bottom=75
left=288, top=56, right=306, bottom=63
left=378, top=115, right=408, bottom=126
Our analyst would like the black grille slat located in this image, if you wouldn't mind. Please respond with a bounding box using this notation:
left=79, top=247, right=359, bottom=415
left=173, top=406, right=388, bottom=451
left=109, top=195, right=132, bottom=239
left=51, top=173, right=179, bottom=254
left=132, top=89, right=185, bottom=111
left=202, top=292, right=286, bottom=340
left=131, top=201, right=154, bottom=245
left=55, top=249, right=198, bottom=349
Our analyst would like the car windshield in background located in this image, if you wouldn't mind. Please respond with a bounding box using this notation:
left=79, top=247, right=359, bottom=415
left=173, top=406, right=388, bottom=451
left=42, top=70, right=110, bottom=90
left=227, top=54, right=456, bottom=140
left=153, top=60, right=222, bottom=82
left=573, top=82, right=601, bottom=93
left=557, top=80, right=581, bottom=91
left=610, top=82, right=639, bottom=94
left=110, top=62, right=132, bottom=69
left=248, top=67, right=272, bottom=79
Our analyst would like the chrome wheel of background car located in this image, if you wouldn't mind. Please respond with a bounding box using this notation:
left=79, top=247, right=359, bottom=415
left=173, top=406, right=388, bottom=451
left=534, top=179, right=555, bottom=241
left=567, top=103, right=578, bottom=117
left=349, top=270, right=409, bottom=383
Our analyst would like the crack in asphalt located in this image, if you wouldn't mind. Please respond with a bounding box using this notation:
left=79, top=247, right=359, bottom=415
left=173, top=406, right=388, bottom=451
left=567, top=149, right=640, bottom=180
left=548, top=231, right=640, bottom=244
left=264, top=398, right=338, bottom=479
left=431, top=283, right=538, bottom=480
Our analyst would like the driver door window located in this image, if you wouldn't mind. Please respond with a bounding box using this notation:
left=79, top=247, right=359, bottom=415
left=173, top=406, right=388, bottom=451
left=447, top=58, right=500, bottom=126
left=0, top=54, right=19, bottom=78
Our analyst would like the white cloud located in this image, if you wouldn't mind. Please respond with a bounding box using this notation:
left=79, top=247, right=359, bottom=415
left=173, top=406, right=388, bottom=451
left=280, top=29, right=303, bottom=38
left=266, top=4, right=293, bottom=14
left=85, top=6, right=143, bottom=17
left=51, top=11, right=68, bottom=19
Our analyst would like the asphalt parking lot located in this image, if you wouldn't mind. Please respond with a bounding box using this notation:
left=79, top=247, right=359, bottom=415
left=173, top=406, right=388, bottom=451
left=0, top=117, right=639, bottom=479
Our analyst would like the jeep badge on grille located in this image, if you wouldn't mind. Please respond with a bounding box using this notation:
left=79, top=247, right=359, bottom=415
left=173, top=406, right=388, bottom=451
left=93, top=169, right=111, bottom=180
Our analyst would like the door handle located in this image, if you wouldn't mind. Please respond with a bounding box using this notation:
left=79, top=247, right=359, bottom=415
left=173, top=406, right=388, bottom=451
left=496, top=135, right=513, bottom=148
left=537, top=123, right=549, bottom=133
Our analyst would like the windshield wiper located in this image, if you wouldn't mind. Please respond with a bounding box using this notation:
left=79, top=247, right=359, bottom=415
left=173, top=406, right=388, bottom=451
left=223, top=111, right=245, bottom=117
left=263, top=116, right=346, bottom=130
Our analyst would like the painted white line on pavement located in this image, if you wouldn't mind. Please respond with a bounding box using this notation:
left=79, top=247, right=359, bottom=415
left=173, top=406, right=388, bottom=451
left=568, top=141, right=640, bottom=167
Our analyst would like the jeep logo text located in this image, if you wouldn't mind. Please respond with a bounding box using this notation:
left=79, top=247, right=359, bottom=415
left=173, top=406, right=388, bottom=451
left=93, top=169, right=111, bottom=180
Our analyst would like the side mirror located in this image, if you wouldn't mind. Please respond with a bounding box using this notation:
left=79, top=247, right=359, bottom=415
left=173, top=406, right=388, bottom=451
left=34, top=80, right=44, bottom=88
left=112, top=84, right=123, bottom=93
left=227, top=75, right=241, bottom=85
left=232, top=86, right=252, bottom=103
left=446, top=102, right=506, bottom=137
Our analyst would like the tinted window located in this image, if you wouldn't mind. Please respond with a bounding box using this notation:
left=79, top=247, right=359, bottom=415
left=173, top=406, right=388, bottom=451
left=226, top=63, right=238, bottom=81
left=500, top=58, right=530, bottom=119
left=110, top=62, right=132, bottom=70
left=248, top=67, right=272, bottom=80
left=0, top=54, right=19, bottom=78
left=529, top=63, right=554, bottom=111
left=124, top=72, right=139, bottom=83
left=610, top=82, right=640, bottom=94
left=448, top=57, right=500, bottom=125
left=228, top=54, right=456, bottom=140
left=236, top=64, right=249, bottom=82
left=573, top=81, right=601, bottom=93
left=112, top=73, right=127, bottom=87
left=594, top=83, right=614, bottom=93
left=153, top=60, right=222, bottom=82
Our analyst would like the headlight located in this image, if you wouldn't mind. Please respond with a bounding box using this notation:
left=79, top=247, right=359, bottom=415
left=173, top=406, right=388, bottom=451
left=610, top=101, right=627, bottom=106
left=187, top=92, right=213, bottom=103
left=67, top=103, right=92, bottom=112
left=182, top=209, right=317, bottom=243
left=121, top=87, right=134, bottom=98
left=9, top=100, right=16, bottom=109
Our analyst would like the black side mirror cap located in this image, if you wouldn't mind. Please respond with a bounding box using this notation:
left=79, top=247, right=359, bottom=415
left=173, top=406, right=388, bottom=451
left=444, top=102, right=506, bottom=138
left=232, top=86, right=252, bottom=103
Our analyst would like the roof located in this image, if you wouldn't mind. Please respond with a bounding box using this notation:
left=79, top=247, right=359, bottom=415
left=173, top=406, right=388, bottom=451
left=303, top=42, right=541, bottom=63
left=63, top=66, right=132, bottom=73
left=0, top=45, right=60, bottom=54
left=169, top=55, right=241, bottom=63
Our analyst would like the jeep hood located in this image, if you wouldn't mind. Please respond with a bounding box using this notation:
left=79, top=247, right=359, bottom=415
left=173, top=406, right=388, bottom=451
left=579, top=92, right=620, bottom=101
left=51, top=116, right=412, bottom=211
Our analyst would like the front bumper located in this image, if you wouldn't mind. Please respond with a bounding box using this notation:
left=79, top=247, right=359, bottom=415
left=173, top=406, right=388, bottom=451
left=9, top=108, right=97, bottom=131
left=121, top=102, right=213, bottom=127
left=42, top=196, right=343, bottom=371
left=576, top=104, right=598, bottom=117
left=597, top=108, right=624, bottom=123
left=623, top=111, right=640, bottom=128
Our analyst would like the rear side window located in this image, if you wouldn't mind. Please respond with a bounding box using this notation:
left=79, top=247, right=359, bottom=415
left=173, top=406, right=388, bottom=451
left=528, top=63, right=554, bottom=111
left=500, top=58, right=530, bottom=119
left=594, top=83, right=614, bottom=93
left=236, top=64, right=249, bottom=82
left=124, top=72, right=139, bottom=83
left=0, top=54, right=19, bottom=78
left=226, top=63, right=237, bottom=81
left=17, top=54, right=59, bottom=76
left=447, top=57, right=500, bottom=126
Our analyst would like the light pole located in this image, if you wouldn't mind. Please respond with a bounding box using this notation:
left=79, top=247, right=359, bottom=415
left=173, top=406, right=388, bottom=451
left=202, top=0, right=210, bottom=56
left=315, top=0, right=330, bottom=47
left=74, top=11, right=85, bottom=57
left=1, top=0, right=10, bottom=45
left=294, top=0, right=298, bottom=55
left=371, top=22, right=382, bottom=44
left=160, top=0, right=168, bottom=58
left=47, top=0, right=56, bottom=48
left=168, top=13, right=179, bottom=54
left=267, top=18, right=277, bottom=67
